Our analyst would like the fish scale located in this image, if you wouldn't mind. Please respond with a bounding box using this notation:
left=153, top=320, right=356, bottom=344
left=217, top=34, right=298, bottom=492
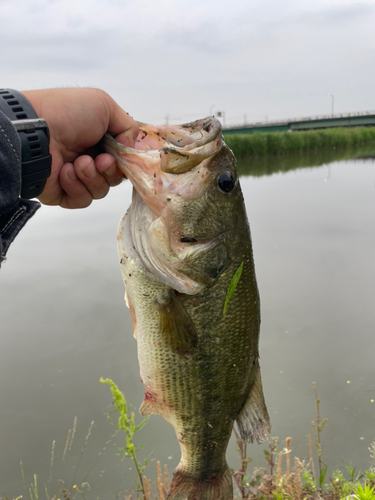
left=105, top=117, right=270, bottom=500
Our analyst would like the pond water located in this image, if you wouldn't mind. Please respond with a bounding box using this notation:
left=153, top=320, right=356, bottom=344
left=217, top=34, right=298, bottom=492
left=1, top=146, right=375, bottom=498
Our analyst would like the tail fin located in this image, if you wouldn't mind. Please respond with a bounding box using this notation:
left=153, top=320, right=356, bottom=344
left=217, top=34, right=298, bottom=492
left=166, top=465, right=233, bottom=500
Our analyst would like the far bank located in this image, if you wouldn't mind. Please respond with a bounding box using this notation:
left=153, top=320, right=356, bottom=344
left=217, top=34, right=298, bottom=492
left=224, top=127, right=375, bottom=158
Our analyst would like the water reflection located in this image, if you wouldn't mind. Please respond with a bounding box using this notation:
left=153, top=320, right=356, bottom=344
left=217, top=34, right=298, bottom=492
left=1, top=149, right=375, bottom=498
left=236, top=144, right=375, bottom=176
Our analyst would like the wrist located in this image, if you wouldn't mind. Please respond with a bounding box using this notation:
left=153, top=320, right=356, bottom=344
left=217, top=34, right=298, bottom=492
left=20, top=90, right=43, bottom=119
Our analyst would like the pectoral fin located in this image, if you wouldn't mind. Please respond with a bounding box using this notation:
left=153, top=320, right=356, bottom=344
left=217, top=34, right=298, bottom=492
left=125, top=292, right=137, bottom=339
left=236, top=359, right=271, bottom=444
left=157, top=293, right=198, bottom=356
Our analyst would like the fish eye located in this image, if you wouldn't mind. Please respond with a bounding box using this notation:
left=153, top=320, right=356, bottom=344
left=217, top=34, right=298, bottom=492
left=217, top=172, right=236, bottom=194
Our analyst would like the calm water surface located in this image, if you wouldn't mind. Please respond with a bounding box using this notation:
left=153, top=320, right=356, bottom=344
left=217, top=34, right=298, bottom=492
left=1, top=149, right=375, bottom=498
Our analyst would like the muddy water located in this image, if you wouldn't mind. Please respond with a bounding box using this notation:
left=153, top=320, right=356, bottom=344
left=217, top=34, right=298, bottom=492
left=1, top=146, right=375, bottom=498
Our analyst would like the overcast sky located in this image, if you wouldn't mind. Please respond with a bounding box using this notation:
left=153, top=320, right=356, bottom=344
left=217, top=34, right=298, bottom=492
left=1, top=0, right=375, bottom=126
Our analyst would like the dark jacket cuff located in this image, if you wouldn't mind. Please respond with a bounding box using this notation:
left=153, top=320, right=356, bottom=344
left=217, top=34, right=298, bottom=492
left=0, top=198, right=40, bottom=265
left=0, top=109, right=41, bottom=265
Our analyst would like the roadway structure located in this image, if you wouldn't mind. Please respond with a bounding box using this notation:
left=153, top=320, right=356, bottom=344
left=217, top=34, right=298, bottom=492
left=222, top=111, right=375, bottom=134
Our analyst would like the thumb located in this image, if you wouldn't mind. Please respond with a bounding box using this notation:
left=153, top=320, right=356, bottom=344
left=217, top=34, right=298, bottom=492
left=116, top=127, right=139, bottom=148
left=104, top=94, right=139, bottom=148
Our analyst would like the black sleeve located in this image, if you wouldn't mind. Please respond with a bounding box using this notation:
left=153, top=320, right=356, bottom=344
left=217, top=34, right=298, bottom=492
left=0, top=110, right=40, bottom=266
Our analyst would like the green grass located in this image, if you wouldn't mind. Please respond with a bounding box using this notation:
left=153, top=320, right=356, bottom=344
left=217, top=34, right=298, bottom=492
left=224, top=127, right=375, bottom=159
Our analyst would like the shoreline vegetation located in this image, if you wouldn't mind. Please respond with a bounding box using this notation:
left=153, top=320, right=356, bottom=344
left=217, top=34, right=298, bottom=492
left=224, top=127, right=375, bottom=160
left=109, top=381, right=375, bottom=500
left=7, top=381, right=375, bottom=500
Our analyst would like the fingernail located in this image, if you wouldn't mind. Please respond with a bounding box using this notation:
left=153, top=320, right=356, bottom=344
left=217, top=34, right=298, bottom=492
left=116, top=131, right=136, bottom=148
left=68, top=167, right=77, bottom=181
left=83, top=165, right=96, bottom=179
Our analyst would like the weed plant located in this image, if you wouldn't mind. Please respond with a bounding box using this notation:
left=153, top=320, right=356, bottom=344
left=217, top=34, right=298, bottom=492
left=224, top=127, right=375, bottom=159
left=99, top=377, right=149, bottom=498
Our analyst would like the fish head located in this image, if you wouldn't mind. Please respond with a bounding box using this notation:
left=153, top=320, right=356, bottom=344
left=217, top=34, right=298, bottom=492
left=104, top=117, right=245, bottom=294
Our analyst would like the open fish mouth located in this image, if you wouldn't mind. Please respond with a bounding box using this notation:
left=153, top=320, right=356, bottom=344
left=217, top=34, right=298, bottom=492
left=103, top=116, right=223, bottom=176
left=103, top=116, right=224, bottom=220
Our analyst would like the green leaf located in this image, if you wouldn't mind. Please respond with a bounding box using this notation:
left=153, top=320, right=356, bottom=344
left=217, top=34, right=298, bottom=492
left=223, top=262, right=244, bottom=314
left=319, top=465, right=327, bottom=488
left=134, top=417, right=149, bottom=432
left=354, top=483, right=375, bottom=500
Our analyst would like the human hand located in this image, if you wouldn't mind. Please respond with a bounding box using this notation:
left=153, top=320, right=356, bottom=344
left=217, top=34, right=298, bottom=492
left=21, top=88, right=139, bottom=209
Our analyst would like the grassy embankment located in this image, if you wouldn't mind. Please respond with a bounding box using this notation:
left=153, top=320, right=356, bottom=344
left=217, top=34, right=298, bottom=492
left=224, top=127, right=375, bottom=159
left=11, top=380, right=375, bottom=500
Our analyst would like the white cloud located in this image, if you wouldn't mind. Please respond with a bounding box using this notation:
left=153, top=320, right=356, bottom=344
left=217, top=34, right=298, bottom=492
left=1, top=0, right=375, bottom=124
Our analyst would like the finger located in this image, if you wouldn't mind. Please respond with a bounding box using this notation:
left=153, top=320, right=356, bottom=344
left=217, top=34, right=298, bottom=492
left=73, top=155, right=110, bottom=200
left=59, top=163, right=94, bottom=209
left=95, top=153, right=124, bottom=186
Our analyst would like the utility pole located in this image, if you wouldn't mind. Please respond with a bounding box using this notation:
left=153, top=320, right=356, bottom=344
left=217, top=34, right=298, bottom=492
left=329, top=94, right=334, bottom=117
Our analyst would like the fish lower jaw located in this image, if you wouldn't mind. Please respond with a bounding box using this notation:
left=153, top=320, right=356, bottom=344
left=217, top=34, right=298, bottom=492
left=128, top=195, right=205, bottom=294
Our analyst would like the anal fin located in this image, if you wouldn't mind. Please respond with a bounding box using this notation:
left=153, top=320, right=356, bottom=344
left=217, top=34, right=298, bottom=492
left=236, top=359, right=271, bottom=444
left=139, top=399, right=159, bottom=416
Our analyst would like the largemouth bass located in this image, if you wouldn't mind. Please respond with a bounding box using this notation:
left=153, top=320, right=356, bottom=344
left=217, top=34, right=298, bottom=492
left=104, top=117, right=270, bottom=500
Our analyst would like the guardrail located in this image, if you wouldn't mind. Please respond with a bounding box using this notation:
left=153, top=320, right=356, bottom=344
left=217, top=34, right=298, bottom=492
left=223, top=110, right=375, bottom=131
